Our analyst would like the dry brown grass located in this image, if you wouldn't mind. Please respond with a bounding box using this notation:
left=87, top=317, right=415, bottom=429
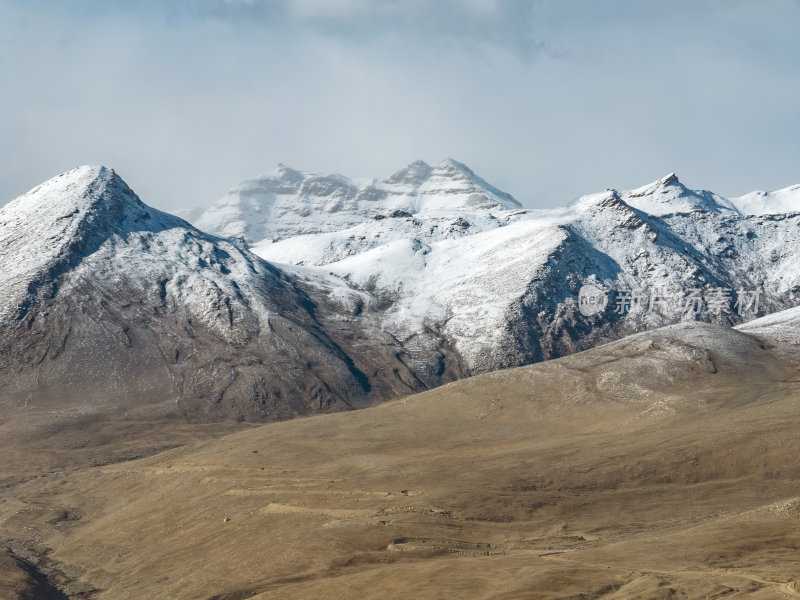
left=2, top=323, right=800, bottom=599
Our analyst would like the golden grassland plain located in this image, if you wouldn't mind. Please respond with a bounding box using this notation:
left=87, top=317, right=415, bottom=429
left=2, top=324, right=800, bottom=599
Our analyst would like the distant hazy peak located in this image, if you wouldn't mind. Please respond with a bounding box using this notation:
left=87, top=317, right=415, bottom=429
left=191, top=158, right=522, bottom=243
left=385, top=160, right=434, bottom=184
left=435, top=157, right=474, bottom=175
left=422, top=158, right=522, bottom=208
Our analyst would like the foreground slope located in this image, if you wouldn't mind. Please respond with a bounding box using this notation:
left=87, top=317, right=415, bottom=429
left=3, top=318, right=800, bottom=599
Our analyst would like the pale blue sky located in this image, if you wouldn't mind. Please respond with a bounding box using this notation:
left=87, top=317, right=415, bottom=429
left=1, top=0, right=799, bottom=210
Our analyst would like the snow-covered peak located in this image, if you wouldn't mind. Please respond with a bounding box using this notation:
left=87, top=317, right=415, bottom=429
left=572, top=189, right=628, bottom=210
left=5, top=165, right=129, bottom=225
left=626, top=172, right=685, bottom=197
left=619, top=173, right=739, bottom=216
left=267, top=163, right=307, bottom=188
left=191, top=159, right=522, bottom=243
left=570, top=189, right=651, bottom=227
left=433, top=158, right=477, bottom=178
left=635, top=172, right=681, bottom=191
left=0, top=165, right=233, bottom=324
left=416, top=158, right=522, bottom=211
left=385, top=160, right=433, bottom=185
left=1, top=165, right=183, bottom=240
left=730, top=184, right=800, bottom=215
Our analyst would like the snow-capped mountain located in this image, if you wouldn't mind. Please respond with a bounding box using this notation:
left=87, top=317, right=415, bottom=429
left=0, top=167, right=431, bottom=420
left=192, top=159, right=522, bottom=247
left=3, top=162, right=800, bottom=422
left=187, top=162, right=800, bottom=376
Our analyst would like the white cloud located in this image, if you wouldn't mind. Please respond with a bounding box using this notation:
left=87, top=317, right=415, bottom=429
left=1, top=0, right=799, bottom=212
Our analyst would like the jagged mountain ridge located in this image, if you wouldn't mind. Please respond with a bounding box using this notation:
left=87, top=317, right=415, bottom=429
left=201, top=165, right=800, bottom=375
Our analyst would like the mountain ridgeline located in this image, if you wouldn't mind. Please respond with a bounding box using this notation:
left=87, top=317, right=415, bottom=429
left=1, top=161, right=799, bottom=421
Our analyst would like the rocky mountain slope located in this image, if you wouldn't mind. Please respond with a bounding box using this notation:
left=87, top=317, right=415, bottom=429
left=0, top=167, right=430, bottom=420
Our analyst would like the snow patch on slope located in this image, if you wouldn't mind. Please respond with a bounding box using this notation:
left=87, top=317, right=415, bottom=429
left=736, top=304, right=800, bottom=365
left=325, top=221, right=568, bottom=370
